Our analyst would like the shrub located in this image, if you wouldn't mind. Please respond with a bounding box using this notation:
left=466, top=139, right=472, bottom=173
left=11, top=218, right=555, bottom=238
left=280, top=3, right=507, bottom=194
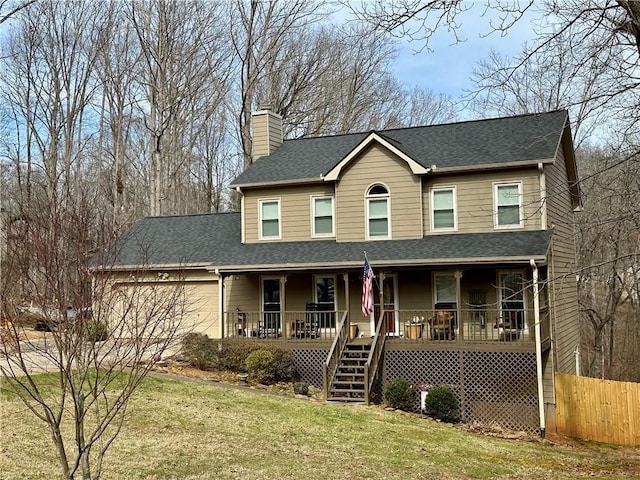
left=245, top=349, right=275, bottom=383
left=423, top=385, right=460, bottom=422
left=243, top=347, right=298, bottom=384
left=85, top=319, right=108, bottom=342
left=271, top=349, right=297, bottom=382
left=293, top=382, right=309, bottom=396
left=216, top=340, right=260, bottom=371
left=181, top=333, right=218, bottom=371
left=384, top=378, right=416, bottom=411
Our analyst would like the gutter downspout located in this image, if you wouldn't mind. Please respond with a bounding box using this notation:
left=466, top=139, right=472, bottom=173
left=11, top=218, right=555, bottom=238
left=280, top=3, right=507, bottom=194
left=216, top=269, right=224, bottom=339
left=530, top=259, right=546, bottom=438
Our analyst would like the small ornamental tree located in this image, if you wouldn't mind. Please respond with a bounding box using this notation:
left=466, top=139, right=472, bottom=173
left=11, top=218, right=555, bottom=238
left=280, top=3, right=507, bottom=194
left=0, top=191, right=188, bottom=480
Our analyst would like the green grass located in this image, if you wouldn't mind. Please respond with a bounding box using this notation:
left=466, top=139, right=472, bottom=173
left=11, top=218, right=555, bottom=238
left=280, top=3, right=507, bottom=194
left=1, top=373, right=639, bottom=479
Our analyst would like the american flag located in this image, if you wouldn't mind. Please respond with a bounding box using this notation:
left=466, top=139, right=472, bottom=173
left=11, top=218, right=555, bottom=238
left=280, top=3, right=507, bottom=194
left=361, top=258, right=374, bottom=317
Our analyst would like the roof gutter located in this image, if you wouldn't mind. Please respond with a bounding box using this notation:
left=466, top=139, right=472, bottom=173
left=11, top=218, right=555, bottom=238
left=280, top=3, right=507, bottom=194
left=211, top=255, right=548, bottom=273
left=92, top=262, right=215, bottom=272
left=432, top=158, right=554, bottom=175
left=230, top=176, right=327, bottom=189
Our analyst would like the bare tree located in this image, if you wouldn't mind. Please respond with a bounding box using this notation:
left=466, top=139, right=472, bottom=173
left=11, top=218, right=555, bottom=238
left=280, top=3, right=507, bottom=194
left=91, top=1, right=143, bottom=229
left=468, top=41, right=606, bottom=149
left=576, top=147, right=640, bottom=381
left=230, top=0, right=329, bottom=167
left=0, top=0, right=103, bottom=204
left=0, top=185, right=187, bottom=480
left=0, top=0, right=35, bottom=25
left=129, top=0, right=231, bottom=216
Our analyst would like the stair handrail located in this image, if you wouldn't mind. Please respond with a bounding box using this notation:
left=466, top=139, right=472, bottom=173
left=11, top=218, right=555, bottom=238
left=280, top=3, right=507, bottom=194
left=323, top=310, right=349, bottom=400
left=364, top=311, right=386, bottom=405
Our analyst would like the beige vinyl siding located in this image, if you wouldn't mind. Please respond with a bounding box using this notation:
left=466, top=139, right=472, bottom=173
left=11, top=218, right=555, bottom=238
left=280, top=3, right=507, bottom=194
left=251, top=111, right=283, bottom=160
left=184, top=281, right=219, bottom=338
left=105, top=271, right=219, bottom=339
left=336, top=143, right=422, bottom=241
left=243, top=184, right=335, bottom=243
left=545, top=146, right=580, bottom=376
left=285, top=273, right=314, bottom=311
left=224, top=274, right=261, bottom=312
left=423, top=169, right=542, bottom=234
left=397, top=271, right=431, bottom=310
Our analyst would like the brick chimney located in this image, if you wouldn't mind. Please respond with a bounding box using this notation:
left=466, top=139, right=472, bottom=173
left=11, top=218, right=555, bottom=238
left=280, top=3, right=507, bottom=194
left=251, top=108, right=283, bottom=162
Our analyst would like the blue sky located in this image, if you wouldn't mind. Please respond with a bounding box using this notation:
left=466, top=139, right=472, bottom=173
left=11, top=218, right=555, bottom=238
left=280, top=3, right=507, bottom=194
left=388, top=5, right=539, bottom=104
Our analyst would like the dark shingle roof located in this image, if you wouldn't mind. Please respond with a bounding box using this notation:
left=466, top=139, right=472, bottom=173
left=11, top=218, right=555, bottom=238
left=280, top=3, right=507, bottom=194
left=104, top=212, right=552, bottom=271
left=231, top=110, right=568, bottom=187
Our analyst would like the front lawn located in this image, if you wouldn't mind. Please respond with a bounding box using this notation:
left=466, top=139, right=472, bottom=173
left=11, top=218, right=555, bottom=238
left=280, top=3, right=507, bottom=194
left=1, top=373, right=638, bottom=479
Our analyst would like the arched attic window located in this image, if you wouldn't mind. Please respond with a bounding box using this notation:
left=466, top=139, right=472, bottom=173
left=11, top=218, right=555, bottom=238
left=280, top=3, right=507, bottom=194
left=366, top=183, right=390, bottom=240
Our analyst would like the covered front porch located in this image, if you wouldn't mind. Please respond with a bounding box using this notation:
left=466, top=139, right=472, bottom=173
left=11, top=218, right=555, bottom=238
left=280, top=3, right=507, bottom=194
left=223, top=307, right=549, bottom=346
left=221, top=264, right=551, bottom=350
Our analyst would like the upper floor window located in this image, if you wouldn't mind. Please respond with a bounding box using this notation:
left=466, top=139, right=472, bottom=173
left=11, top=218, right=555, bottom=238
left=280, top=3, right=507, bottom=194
left=431, top=187, right=457, bottom=231
left=494, top=182, right=523, bottom=229
left=366, top=184, right=390, bottom=240
left=312, top=196, right=334, bottom=237
left=259, top=199, right=280, bottom=239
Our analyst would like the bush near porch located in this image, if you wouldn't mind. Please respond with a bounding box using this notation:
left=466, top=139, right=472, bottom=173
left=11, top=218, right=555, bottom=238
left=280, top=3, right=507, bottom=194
left=180, top=333, right=298, bottom=382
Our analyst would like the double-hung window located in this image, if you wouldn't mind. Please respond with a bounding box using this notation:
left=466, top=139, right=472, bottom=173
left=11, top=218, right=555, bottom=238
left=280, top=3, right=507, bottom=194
left=495, top=183, right=523, bottom=228
left=366, top=184, right=390, bottom=239
left=434, top=273, right=457, bottom=309
left=259, top=199, right=280, bottom=239
left=431, top=187, right=457, bottom=231
left=312, top=196, right=334, bottom=237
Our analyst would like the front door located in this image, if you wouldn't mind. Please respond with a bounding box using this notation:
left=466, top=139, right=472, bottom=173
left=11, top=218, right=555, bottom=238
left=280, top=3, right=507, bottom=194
left=262, top=278, right=281, bottom=336
left=373, top=275, right=398, bottom=335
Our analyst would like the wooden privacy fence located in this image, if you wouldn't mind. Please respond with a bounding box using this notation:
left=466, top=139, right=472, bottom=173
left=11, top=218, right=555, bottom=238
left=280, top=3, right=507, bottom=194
left=555, top=373, right=640, bottom=446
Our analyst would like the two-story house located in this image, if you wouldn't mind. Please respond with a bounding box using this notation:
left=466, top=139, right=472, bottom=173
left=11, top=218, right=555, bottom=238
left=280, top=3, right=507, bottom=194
left=105, top=109, right=580, bottom=435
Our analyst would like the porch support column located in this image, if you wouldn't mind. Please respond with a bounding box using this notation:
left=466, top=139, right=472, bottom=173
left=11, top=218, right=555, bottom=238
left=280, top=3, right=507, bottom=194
left=342, top=272, right=350, bottom=330
left=531, top=259, right=546, bottom=438
left=378, top=271, right=386, bottom=331
left=218, top=271, right=225, bottom=338
left=281, top=274, right=288, bottom=338
left=455, top=270, right=462, bottom=339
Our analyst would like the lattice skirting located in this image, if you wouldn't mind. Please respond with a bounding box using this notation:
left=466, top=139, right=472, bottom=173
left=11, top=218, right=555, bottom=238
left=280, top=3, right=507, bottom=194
left=384, top=350, right=539, bottom=434
left=292, top=348, right=539, bottom=434
left=292, top=348, right=328, bottom=388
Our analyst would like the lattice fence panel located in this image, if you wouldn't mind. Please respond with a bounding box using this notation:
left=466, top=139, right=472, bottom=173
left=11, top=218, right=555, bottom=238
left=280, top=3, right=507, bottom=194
left=463, top=351, right=538, bottom=433
left=384, top=349, right=539, bottom=433
left=293, top=349, right=328, bottom=387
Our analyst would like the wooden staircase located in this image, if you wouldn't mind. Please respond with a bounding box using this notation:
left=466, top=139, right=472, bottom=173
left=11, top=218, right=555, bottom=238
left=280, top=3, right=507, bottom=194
left=327, top=342, right=371, bottom=403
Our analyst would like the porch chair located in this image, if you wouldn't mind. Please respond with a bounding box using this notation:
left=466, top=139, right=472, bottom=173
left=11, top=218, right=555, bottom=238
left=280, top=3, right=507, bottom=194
left=495, top=304, right=524, bottom=341
left=292, top=302, right=321, bottom=339
left=430, top=311, right=455, bottom=340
